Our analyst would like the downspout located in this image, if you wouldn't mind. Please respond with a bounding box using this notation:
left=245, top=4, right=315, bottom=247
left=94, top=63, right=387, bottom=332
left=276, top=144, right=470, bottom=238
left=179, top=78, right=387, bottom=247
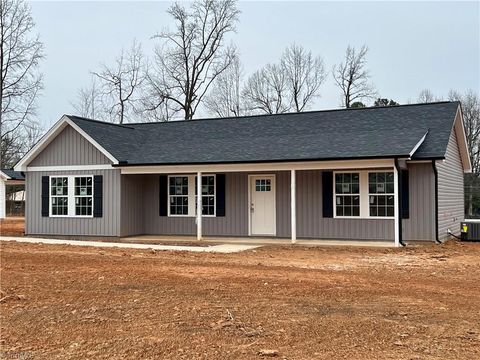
left=431, top=160, right=441, bottom=244
left=394, top=159, right=406, bottom=247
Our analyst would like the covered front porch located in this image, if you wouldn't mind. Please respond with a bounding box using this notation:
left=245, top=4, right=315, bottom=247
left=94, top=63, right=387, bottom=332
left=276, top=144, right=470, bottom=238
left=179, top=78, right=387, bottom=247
left=119, top=158, right=406, bottom=247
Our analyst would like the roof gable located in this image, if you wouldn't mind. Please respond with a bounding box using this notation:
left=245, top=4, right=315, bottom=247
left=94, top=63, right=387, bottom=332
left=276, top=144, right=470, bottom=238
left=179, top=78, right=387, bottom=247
left=29, top=124, right=112, bottom=166
left=14, top=116, right=119, bottom=171
left=67, top=102, right=461, bottom=166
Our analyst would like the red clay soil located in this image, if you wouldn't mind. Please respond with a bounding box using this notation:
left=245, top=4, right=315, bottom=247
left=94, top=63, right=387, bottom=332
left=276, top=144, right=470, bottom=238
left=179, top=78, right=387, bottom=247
left=1, top=239, right=479, bottom=359
left=0, top=218, right=24, bottom=236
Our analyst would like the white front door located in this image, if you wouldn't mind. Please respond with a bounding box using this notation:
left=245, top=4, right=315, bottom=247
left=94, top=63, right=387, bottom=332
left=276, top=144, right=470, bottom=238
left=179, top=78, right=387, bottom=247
left=250, top=175, right=276, bottom=236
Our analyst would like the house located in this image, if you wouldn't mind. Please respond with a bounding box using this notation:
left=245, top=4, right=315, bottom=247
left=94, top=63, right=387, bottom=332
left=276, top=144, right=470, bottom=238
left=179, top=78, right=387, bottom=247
left=0, top=169, right=25, bottom=219
left=14, top=102, right=470, bottom=246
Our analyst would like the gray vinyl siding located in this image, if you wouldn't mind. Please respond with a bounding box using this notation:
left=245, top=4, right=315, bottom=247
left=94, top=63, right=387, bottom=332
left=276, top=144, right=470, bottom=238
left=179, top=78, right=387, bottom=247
left=140, top=173, right=249, bottom=237
left=120, top=175, right=145, bottom=237
left=402, top=163, right=435, bottom=241
left=137, top=171, right=290, bottom=238
left=276, top=171, right=291, bottom=237
left=25, top=169, right=121, bottom=236
left=436, top=128, right=465, bottom=241
left=296, top=170, right=394, bottom=240
left=30, top=125, right=112, bottom=166
left=25, top=166, right=430, bottom=241
left=130, top=170, right=394, bottom=240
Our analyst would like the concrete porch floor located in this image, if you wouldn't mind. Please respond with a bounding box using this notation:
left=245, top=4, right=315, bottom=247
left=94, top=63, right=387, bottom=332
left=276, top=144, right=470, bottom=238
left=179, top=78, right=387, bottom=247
left=121, top=235, right=395, bottom=248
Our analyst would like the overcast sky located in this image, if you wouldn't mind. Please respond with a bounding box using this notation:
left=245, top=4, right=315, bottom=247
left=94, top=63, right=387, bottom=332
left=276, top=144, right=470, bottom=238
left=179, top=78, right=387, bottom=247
left=30, top=1, right=479, bottom=128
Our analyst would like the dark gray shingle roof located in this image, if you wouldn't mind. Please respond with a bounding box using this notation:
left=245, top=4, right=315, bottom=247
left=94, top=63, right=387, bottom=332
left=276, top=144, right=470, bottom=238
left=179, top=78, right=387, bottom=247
left=68, top=101, right=460, bottom=166
left=1, top=169, right=25, bottom=180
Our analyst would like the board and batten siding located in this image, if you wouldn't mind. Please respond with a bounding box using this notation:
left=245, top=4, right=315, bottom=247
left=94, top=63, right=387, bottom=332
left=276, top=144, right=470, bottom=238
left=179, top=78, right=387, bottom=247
left=25, top=169, right=121, bottom=236
left=402, top=163, right=435, bottom=241
left=120, top=175, right=145, bottom=237
left=140, top=173, right=249, bottom=237
left=436, top=127, right=465, bottom=241
left=134, top=170, right=396, bottom=240
left=296, top=170, right=394, bottom=240
left=29, top=125, right=112, bottom=166
left=138, top=171, right=289, bottom=238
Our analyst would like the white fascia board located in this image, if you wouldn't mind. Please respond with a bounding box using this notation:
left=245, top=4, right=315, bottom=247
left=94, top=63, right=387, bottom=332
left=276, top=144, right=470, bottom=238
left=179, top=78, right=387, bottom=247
left=26, top=164, right=114, bottom=172
left=14, top=115, right=119, bottom=172
left=409, top=131, right=428, bottom=157
left=120, top=158, right=395, bottom=174
left=454, top=106, right=472, bottom=173
left=65, top=118, right=119, bottom=165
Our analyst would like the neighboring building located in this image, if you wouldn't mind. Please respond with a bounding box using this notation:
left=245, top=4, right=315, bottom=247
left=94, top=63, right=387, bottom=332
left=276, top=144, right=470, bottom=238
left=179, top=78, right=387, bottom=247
left=14, top=102, right=470, bottom=246
left=0, top=169, right=25, bottom=218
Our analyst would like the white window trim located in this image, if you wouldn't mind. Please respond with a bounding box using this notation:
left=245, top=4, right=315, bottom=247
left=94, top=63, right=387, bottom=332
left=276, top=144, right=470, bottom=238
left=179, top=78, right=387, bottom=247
left=167, top=175, right=191, bottom=217
left=333, top=170, right=395, bottom=220
left=167, top=174, right=216, bottom=217
left=367, top=171, right=395, bottom=219
left=333, top=171, right=362, bottom=219
left=49, top=175, right=94, bottom=218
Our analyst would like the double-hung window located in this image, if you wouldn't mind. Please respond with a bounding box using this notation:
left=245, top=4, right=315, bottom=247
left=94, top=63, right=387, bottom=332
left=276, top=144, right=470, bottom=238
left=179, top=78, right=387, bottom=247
left=168, top=175, right=216, bottom=216
left=74, top=176, right=93, bottom=216
left=334, top=173, right=360, bottom=217
left=50, top=175, right=94, bottom=217
left=195, top=175, right=215, bottom=216
left=169, top=176, right=189, bottom=215
left=334, top=170, right=395, bottom=219
left=51, top=177, right=69, bottom=216
left=369, top=172, right=395, bottom=217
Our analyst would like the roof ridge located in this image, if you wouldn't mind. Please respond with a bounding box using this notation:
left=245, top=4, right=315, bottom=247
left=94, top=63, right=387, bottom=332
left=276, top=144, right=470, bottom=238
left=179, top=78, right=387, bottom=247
left=126, top=101, right=461, bottom=126
left=66, top=115, right=136, bottom=129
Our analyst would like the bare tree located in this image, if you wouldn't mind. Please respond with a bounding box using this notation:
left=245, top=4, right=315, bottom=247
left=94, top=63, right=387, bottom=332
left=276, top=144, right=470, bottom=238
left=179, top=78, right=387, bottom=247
left=449, top=89, right=480, bottom=173
left=243, top=63, right=290, bottom=114
left=242, top=44, right=326, bottom=115
left=72, top=77, right=105, bottom=120
left=147, top=0, right=240, bottom=120
left=204, top=55, right=243, bottom=117
left=0, top=0, right=44, bottom=168
left=282, top=43, right=326, bottom=112
left=333, top=45, right=376, bottom=108
left=0, top=118, right=42, bottom=167
left=449, top=89, right=480, bottom=216
left=92, top=40, right=145, bottom=124
left=417, top=89, right=441, bottom=103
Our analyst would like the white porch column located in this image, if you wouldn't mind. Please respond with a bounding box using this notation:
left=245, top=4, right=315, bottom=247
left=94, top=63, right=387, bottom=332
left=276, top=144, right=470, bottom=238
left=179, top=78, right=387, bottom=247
left=393, top=164, right=400, bottom=247
left=0, top=178, right=6, bottom=219
left=197, top=171, right=202, bottom=240
left=291, top=169, right=296, bottom=243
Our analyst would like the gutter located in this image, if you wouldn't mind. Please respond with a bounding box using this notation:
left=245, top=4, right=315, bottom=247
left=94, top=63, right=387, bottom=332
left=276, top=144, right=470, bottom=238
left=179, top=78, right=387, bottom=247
left=432, top=160, right=441, bottom=244
left=112, top=154, right=447, bottom=168
left=394, top=158, right=406, bottom=247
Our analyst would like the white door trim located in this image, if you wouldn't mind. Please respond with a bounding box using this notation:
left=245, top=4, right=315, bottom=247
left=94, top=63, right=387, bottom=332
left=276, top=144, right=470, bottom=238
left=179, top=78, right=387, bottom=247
left=248, top=174, right=276, bottom=236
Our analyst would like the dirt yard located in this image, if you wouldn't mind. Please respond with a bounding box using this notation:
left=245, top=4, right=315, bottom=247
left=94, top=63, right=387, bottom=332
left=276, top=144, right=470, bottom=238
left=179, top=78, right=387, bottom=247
left=0, top=217, right=24, bottom=236
left=1, top=240, right=479, bottom=360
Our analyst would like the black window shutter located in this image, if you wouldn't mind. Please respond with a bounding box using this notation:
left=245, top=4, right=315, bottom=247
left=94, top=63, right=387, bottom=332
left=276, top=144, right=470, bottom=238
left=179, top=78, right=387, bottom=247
left=216, top=174, right=226, bottom=217
left=159, top=175, right=168, bottom=216
left=41, top=176, right=49, bottom=217
left=322, top=171, right=333, bottom=218
left=93, top=175, right=103, bottom=218
left=401, top=170, right=409, bottom=219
